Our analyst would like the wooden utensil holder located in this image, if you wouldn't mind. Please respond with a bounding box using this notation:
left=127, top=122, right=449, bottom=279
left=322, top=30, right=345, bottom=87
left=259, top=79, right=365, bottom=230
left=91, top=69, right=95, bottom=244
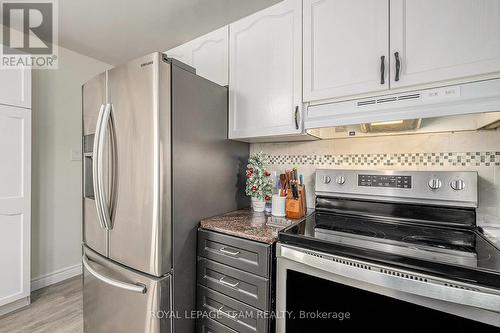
left=285, top=185, right=307, bottom=219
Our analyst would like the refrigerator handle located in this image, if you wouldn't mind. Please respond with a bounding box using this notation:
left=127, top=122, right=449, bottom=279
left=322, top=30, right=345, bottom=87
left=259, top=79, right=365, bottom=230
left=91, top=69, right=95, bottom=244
left=97, top=103, right=113, bottom=230
left=83, top=255, right=147, bottom=294
left=92, top=104, right=106, bottom=229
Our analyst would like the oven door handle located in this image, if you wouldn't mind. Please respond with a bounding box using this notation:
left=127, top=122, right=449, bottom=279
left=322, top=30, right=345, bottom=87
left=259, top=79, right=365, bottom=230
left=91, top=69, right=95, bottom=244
left=278, top=244, right=500, bottom=313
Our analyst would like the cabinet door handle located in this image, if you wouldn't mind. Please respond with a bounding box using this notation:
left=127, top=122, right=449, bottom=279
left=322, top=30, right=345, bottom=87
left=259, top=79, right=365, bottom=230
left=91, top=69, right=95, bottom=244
left=218, top=306, right=238, bottom=320
left=219, top=247, right=240, bottom=256
left=219, top=276, right=240, bottom=288
left=380, top=55, right=385, bottom=85
left=294, top=106, right=299, bottom=130
left=394, top=52, right=401, bottom=82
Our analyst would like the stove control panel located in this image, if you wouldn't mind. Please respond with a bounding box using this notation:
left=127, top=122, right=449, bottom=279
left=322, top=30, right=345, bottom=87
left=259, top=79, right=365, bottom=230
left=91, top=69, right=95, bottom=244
left=358, top=174, right=411, bottom=189
left=315, top=169, right=478, bottom=208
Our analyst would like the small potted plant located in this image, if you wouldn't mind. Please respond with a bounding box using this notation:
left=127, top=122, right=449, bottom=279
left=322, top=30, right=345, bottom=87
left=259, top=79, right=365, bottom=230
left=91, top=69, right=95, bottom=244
left=246, top=152, right=272, bottom=212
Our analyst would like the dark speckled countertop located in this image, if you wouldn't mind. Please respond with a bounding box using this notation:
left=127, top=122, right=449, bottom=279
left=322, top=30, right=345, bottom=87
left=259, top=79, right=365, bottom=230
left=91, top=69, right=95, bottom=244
left=200, top=208, right=312, bottom=244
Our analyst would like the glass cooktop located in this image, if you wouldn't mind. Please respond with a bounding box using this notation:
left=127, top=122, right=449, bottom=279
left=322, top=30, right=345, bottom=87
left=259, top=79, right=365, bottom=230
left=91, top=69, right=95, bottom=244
left=280, top=211, right=500, bottom=276
left=313, top=212, right=480, bottom=266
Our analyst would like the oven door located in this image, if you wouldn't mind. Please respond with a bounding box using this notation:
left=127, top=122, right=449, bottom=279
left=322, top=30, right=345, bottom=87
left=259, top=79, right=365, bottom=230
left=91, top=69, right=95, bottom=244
left=276, top=244, right=500, bottom=331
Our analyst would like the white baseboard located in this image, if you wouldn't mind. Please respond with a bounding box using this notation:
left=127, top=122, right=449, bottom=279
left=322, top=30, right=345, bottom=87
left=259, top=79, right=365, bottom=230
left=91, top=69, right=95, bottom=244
left=0, top=296, right=30, bottom=316
left=31, top=263, right=82, bottom=291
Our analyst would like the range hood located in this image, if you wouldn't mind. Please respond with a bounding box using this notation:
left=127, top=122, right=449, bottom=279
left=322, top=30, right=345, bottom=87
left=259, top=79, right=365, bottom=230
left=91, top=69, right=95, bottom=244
left=305, top=78, right=500, bottom=139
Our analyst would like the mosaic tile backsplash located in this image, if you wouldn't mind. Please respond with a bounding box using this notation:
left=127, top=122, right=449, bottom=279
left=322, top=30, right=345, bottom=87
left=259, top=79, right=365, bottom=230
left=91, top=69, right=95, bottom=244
left=268, top=151, right=500, bottom=168
left=250, top=130, right=500, bottom=228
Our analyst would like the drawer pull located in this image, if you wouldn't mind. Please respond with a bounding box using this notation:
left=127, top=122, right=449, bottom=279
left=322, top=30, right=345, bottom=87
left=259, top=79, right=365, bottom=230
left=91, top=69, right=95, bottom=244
left=219, top=247, right=240, bottom=256
left=219, top=276, right=240, bottom=288
left=218, top=306, right=238, bottom=320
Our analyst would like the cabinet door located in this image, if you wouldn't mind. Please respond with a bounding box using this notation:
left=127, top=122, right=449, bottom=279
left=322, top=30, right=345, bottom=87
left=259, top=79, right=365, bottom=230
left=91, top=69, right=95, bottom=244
left=0, top=105, right=31, bottom=307
left=390, top=0, right=500, bottom=89
left=166, top=26, right=229, bottom=86
left=229, top=0, right=302, bottom=139
left=303, top=0, right=389, bottom=101
left=0, top=66, right=31, bottom=108
left=165, top=44, right=192, bottom=67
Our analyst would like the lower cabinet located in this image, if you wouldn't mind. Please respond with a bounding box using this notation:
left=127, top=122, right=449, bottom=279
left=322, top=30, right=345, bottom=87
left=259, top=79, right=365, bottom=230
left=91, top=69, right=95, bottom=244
left=197, top=229, right=274, bottom=333
left=197, top=285, right=269, bottom=333
left=197, top=317, right=238, bottom=333
left=197, top=258, right=270, bottom=310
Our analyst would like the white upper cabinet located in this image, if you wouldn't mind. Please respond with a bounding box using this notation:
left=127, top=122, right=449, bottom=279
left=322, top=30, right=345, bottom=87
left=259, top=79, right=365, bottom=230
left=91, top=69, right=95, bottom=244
left=166, top=26, right=229, bottom=86
left=390, top=0, right=500, bottom=89
left=303, top=0, right=500, bottom=104
left=229, top=0, right=302, bottom=140
left=303, top=0, right=389, bottom=101
left=165, top=45, right=191, bottom=65
left=0, top=66, right=31, bottom=108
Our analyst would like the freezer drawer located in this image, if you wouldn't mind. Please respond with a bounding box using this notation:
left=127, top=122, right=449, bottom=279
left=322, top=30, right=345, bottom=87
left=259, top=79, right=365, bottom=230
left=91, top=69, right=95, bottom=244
left=197, top=285, right=268, bottom=333
left=83, top=247, right=171, bottom=333
left=198, top=229, right=270, bottom=277
left=197, top=257, right=270, bottom=310
left=197, top=317, right=238, bottom=333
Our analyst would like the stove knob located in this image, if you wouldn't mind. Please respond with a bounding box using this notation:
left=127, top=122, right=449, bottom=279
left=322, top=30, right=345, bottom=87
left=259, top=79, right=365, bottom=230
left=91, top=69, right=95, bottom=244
left=323, top=176, right=332, bottom=184
left=335, top=176, right=346, bottom=185
left=428, top=178, right=442, bottom=190
left=450, top=179, right=466, bottom=191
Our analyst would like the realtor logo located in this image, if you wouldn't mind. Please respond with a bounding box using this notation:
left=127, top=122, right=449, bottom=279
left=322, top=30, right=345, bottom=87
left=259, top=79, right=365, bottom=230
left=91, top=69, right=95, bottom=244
left=1, top=0, right=58, bottom=69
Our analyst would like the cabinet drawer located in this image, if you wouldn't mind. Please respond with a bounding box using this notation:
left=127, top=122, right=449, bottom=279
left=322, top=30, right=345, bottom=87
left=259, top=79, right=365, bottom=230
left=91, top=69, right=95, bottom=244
left=198, top=229, right=270, bottom=277
left=197, top=317, right=237, bottom=333
left=197, top=285, right=268, bottom=333
left=198, top=257, right=269, bottom=310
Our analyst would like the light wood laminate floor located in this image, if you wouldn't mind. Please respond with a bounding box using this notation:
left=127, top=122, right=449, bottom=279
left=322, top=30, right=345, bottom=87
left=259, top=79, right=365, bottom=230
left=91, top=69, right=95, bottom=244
left=0, top=276, right=83, bottom=333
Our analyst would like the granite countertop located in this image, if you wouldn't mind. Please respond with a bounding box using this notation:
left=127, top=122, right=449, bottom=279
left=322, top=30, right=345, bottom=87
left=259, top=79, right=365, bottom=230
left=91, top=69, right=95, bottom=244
left=200, top=208, right=312, bottom=244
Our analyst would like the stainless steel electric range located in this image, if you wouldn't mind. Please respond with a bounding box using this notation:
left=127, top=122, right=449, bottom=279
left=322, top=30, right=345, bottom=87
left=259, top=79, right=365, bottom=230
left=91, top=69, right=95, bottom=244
left=277, top=170, right=500, bottom=332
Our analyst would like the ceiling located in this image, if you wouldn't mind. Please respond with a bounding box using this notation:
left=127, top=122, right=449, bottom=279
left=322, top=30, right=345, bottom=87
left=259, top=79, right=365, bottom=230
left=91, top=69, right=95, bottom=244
left=57, top=0, right=281, bottom=65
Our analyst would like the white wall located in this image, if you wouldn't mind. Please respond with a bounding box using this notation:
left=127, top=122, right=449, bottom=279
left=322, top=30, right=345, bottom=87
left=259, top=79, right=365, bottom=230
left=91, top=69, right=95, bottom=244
left=31, top=46, right=111, bottom=288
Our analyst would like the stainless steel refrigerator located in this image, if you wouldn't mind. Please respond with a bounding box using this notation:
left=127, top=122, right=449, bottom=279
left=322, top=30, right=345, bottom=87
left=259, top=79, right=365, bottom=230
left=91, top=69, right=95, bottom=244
left=81, top=52, right=248, bottom=333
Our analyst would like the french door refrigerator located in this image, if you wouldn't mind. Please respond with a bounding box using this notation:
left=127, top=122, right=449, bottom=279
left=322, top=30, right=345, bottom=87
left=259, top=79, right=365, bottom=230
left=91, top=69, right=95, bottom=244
left=82, top=52, right=248, bottom=333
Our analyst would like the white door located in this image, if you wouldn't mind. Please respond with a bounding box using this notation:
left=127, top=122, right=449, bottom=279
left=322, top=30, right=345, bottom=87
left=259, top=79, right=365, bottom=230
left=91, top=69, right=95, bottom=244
left=229, top=0, right=302, bottom=139
left=0, top=105, right=31, bottom=307
left=0, top=67, right=31, bottom=108
left=166, top=26, right=229, bottom=86
left=303, top=0, right=389, bottom=102
left=390, top=0, right=500, bottom=89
